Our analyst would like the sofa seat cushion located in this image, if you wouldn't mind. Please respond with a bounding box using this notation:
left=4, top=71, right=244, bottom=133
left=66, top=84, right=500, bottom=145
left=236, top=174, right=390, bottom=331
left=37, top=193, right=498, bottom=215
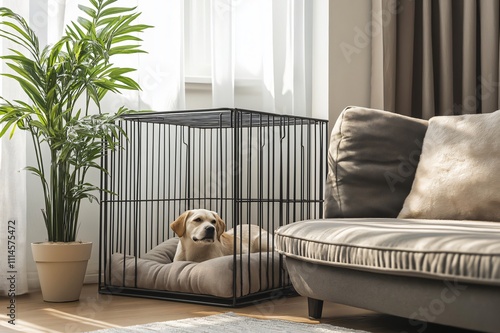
left=275, top=218, right=500, bottom=286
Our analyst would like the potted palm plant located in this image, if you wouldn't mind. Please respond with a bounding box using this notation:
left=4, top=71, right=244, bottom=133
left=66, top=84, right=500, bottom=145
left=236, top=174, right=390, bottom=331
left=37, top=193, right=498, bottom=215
left=0, top=1, right=150, bottom=302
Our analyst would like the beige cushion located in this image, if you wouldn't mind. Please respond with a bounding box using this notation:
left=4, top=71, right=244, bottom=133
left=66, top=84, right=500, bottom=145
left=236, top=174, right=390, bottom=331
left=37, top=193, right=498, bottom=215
left=398, top=111, right=500, bottom=221
left=325, top=106, right=428, bottom=218
left=109, top=238, right=281, bottom=298
left=275, top=218, right=500, bottom=285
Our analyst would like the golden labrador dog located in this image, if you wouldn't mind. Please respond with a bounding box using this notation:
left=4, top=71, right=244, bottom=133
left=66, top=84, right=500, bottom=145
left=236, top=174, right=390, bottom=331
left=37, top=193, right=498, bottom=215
left=170, top=209, right=272, bottom=262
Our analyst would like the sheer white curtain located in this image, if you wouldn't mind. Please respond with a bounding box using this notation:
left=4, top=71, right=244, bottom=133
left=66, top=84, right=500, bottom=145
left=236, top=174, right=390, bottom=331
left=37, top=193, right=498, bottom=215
left=60, top=0, right=185, bottom=112
left=60, top=0, right=311, bottom=115
left=0, top=1, right=29, bottom=296
left=211, top=0, right=313, bottom=115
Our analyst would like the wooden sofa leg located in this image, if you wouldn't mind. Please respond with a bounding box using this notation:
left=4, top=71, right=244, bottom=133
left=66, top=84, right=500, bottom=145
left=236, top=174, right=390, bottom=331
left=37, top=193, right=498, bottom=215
left=308, top=298, right=324, bottom=319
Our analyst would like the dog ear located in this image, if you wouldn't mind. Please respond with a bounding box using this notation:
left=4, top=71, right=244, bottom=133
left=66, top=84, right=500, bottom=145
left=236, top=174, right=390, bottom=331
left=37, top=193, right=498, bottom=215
left=212, top=211, right=226, bottom=241
left=170, top=211, right=191, bottom=237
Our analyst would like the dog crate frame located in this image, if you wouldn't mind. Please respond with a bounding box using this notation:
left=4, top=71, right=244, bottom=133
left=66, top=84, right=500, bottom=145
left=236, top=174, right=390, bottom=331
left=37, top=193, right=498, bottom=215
left=99, top=108, right=328, bottom=306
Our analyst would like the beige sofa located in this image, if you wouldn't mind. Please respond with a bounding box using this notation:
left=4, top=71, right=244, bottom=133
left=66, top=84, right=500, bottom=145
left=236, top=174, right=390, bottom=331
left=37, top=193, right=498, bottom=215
left=275, top=107, right=500, bottom=333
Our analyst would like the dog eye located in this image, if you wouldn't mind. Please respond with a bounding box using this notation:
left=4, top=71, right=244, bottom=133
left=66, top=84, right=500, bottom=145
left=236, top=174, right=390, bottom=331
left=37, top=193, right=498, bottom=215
left=194, top=218, right=202, bottom=222
left=211, top=220, right=216, bottom=224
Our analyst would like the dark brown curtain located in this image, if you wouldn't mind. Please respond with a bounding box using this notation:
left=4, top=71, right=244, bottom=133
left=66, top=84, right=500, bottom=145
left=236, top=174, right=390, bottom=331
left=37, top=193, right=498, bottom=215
left=371, top=0, right=500, bottom=119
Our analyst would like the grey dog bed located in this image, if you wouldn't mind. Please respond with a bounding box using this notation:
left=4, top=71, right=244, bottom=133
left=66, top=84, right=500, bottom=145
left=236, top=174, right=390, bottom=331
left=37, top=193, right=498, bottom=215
left=108, top=238, right=282, bottom=298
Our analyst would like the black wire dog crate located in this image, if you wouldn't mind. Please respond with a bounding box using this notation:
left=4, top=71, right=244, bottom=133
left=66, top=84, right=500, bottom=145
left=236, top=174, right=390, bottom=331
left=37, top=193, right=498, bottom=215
left=99, top=108, right=328, bottom=306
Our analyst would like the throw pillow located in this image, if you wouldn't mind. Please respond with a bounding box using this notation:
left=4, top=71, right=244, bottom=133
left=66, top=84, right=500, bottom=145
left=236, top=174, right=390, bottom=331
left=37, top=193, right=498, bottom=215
left=398, top=111, right=500, bottom=221
left=324, top=106, right=428, bottom=218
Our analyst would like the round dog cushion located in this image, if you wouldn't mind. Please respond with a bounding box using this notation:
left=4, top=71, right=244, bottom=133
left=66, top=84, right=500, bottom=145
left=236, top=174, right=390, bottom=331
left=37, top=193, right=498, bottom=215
left=108, top=238, right=282, bottom=298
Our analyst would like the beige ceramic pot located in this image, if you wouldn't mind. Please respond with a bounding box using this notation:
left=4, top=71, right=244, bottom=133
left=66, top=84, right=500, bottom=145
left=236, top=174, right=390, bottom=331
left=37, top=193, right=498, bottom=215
left=31, top=242, right=92, bottom=302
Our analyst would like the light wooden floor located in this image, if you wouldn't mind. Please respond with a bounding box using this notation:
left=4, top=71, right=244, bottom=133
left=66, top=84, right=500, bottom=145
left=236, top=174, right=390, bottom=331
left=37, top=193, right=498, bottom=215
left=1, top=284, right=479, bottom=333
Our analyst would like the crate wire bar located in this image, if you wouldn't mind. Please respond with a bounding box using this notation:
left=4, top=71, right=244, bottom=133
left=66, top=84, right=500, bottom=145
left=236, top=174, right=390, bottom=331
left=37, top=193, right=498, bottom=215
left=99, top=108, right=328, bottom=306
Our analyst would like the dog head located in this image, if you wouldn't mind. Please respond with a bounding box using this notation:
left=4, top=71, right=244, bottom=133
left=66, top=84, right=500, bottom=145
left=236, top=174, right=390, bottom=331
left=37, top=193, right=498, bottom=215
left=170, top=209, right=226, bottom=244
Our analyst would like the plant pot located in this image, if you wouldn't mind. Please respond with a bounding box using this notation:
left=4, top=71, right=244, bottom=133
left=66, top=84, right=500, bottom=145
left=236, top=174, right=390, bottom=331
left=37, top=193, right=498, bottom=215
left=31, top=242, right=92, bottom=302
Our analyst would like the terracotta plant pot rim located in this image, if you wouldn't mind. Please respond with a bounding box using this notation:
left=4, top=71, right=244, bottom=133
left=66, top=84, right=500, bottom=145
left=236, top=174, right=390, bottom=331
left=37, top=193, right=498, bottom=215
left=32, top=242, right=92, bottom=262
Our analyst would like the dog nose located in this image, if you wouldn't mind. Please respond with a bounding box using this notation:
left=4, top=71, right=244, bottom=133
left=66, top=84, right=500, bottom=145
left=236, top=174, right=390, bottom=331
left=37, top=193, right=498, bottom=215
left=205, top=225, right=215, bottom=236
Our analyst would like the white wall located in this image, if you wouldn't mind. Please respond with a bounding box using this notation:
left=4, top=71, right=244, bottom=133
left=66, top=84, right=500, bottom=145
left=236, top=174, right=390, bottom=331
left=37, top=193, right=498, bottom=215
left=25, top=0, right=373, bottom=291
left=329, top=0, right=372, bottom=134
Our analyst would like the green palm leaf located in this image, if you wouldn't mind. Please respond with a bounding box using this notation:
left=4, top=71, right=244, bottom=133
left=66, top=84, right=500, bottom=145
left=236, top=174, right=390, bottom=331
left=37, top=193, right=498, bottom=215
left=0, top=1, right=152, bottom=242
